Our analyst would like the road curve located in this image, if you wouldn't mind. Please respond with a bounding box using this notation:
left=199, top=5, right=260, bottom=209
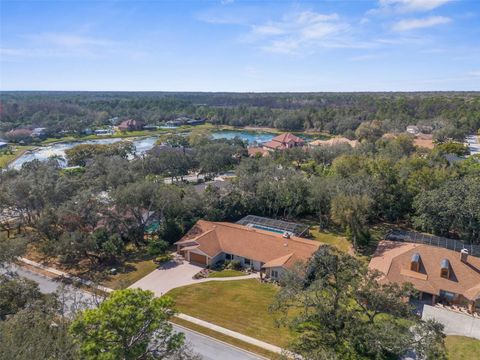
left=3, top=264, right=263, bottom=360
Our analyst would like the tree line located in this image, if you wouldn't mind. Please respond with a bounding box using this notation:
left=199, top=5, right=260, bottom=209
left=1, top=92, right=479, bottom=140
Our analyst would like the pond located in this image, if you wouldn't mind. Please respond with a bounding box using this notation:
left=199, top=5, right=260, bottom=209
left=9, top=137, right=158, bottom=170
left=210, top=130, right=276, bottom=144
left=9, top=129, right=315, bottom=169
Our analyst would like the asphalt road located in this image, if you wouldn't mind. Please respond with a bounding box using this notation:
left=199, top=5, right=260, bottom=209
left=3, top=264, right=263, bottom=360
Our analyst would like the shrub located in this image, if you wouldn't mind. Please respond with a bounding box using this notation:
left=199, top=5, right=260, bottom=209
left=154, top=253, right=173, bottom=264
left=148, top=239, right=169, bottom=256
left=227, top=260, right=242, bottom=271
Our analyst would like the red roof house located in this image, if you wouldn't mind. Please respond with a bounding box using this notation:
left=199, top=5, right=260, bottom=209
left=263, top=133, right=305, bottom=151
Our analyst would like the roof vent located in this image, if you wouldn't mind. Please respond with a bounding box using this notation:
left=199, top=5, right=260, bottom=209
left=461, top=248, right=469, bottom=263
left=282, top=231, right=291, bottom=239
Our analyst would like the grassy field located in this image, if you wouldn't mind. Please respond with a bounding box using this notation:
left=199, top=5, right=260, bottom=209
left=0, top=145, right=35, bottom=168
left=309, top=226, right=352, bottom=253
left=445, top=336, right=480, bottom=360
left=207, top=269, right=247, bottom=278
left=167, top=279, right=293, bottom=347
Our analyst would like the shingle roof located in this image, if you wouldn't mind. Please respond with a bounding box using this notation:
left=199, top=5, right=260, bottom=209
left=369, top=240, right=480, bottom=301
left=177, top=220, right=320, bottom=269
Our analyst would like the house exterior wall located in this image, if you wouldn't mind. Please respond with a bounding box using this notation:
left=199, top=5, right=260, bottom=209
left=265, top=267, right=285, bottom=280
left=210, top=252, right=225, bottom=266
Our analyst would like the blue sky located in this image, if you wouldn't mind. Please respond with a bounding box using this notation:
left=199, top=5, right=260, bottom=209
left=1, top=0, right=479, bottom=91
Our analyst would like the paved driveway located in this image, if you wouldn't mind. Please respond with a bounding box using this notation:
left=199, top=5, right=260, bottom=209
left=129, top=260, right=204, bottom=296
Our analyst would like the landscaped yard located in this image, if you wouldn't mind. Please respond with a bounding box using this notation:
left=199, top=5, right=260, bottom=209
left=207, top=269, right=247, bottom=278
left=445, top=335, right=480, bottom=360
left=167, top=279, right=294, bottom=347
left=309, top=226, right=351, bottom=253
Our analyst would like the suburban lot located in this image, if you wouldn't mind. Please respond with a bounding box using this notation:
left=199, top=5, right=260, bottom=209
left=167, top=279, right=293, bottom=347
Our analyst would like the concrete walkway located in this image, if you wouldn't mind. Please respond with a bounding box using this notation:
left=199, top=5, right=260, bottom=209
left=17, top=258, right=285, bottom=356
left=422, top=305, right=480, bottom=340
left=177, top=314, right=284, bottom=355
left=129, top=260, right=259, bottom=296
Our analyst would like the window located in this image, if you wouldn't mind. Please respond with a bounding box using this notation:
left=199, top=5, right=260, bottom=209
left=244, top=258, right=251, bottom=266
left=271, top=270, right=279, bottom=278
left=439, top=290, right=456, bottom=301
left=225, top=253, right=233, bottom=260
left=440, top=259, right=450, bottom=279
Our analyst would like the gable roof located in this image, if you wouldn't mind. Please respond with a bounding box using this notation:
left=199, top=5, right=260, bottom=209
left=369, top=240, right=480, bottom=301
left=177, top=220, right=320, bottom=269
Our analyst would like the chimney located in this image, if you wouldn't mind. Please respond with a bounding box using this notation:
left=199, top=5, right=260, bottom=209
left=461, top=248, right=469, bottom=263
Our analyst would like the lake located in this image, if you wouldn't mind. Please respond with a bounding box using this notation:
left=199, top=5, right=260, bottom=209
left=9, top=130, right=309, bottom=169
left=210, top=130, right=276, bottom=144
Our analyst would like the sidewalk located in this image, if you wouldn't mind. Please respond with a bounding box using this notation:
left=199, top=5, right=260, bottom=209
left=176, top=313, right=285, bottom=355
left=18, top=257, right=113, bottom=293
left=16, top=257, right=289, bottom=356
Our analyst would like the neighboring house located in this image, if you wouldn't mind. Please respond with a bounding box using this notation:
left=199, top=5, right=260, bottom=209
left=263, top=133, right=305, bottom=151
left=175, top=220, right=320, bottom=280
left=31, top=127, right=47, bottom=138
left=118, top=119, right=144, bottom=131
left=369, top=240, right=480, bottom=314
left=247, top=147, right=269, bottom=157
left=406, top=125, right=420, bottom=135
left=309, top=137, right=359, bottom=148
left=165, top=117, right=205, bottom=127
left=94, top=128, right=114, bottom=136
left=143, top=124, right=158, bottom=131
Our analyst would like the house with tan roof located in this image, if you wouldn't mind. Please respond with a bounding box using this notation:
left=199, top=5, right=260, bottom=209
left=369, top=240, right=480, bottom=314
left=309, top=137, right=359, bottom=148
left=263, top=133, right=305, bottom=151
left=175, top=220, right=320, bottom=280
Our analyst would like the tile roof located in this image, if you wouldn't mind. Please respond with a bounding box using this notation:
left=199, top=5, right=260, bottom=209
left=177, top=220, right=320, bottom=269
left=263, top=133, right=305, bottom=150
left=369, top=240, right=480, bottom=301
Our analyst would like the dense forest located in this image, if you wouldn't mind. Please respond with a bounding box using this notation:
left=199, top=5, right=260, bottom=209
left=1, top=92, right=479, bottom=139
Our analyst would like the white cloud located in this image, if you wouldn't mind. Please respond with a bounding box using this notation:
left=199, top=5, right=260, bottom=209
left=392, top=15, right=451, bottom=31
left=246, top=11, right=349, bottom=54
left=469, top=71, right=480, bottom=77
left=376, top=0, right=453, bottom=13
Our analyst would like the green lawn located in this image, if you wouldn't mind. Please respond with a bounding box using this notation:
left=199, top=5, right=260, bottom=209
left=446, top=336, right=480, bottom=360
left=0, top=145, right=35, bottom=168
left=207, top=269, right=247, bottom=278
left=309, top=226, right=352, bottom=253
left=101, top=259, right=157, bottom=290
left=167, top=279, right=293, bottom=347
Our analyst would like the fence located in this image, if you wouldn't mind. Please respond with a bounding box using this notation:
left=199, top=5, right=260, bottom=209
left=386, top=229, right=480, bottom=257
